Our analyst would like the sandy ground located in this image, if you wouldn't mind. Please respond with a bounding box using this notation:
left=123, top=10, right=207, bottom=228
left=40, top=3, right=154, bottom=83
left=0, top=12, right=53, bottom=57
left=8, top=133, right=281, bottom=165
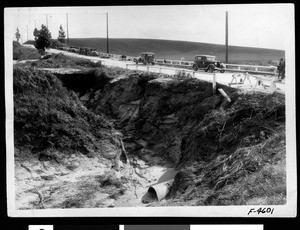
left=15, top=148, right=176, bottom=209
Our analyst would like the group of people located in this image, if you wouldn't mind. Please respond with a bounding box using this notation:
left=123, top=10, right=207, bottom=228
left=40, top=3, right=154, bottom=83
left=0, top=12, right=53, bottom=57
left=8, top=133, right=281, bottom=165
left=277, top=58, right=285, bottom=80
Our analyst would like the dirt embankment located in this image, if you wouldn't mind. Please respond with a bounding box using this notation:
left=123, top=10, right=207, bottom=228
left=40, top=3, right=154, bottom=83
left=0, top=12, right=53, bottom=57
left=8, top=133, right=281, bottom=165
left=14, top=54, right=286, bottom=208
left=85, top=71, right=285, bottom=206
left=14, top=67, right=126, bottom=209
left=13, top=41, right=41, bottom=60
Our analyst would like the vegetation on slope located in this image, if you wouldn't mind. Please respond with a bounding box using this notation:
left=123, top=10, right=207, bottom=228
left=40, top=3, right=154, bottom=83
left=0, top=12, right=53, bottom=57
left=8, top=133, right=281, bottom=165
left=167, top=126, right=286, bottom=206
left=15, top=53, right=102, bottom=69
left=165, top=92, right=286, bottom=205
left=13, top=41, right=41, bottom=60
left=13, top=67, right=120, bottom=158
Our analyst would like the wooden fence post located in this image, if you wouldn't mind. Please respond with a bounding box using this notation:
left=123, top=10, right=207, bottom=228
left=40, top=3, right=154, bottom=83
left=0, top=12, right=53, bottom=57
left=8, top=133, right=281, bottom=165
left=213, top=73, right=216, bottom=95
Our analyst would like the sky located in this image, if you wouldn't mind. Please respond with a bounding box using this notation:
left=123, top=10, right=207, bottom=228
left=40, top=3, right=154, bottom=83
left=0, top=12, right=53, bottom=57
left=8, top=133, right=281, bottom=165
left=5, top=4, right=294, bottom=50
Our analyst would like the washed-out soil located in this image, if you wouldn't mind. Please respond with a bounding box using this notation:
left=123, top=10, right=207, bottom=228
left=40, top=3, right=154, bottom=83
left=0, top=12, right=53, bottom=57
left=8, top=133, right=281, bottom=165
left=13, top=57, right=286, bottom=209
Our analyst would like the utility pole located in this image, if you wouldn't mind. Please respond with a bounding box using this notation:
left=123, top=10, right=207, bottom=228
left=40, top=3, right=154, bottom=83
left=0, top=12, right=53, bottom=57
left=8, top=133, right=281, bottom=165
left=106, top=12, right=109, bottom=54
left=46, top=14, right=48, bottom=28
left=66, top=13, right=69, bottom=45
left=27, top=25, right=28, bottom=41
left=35, top=20, right=36, bottom=28
left=225, top=11, right=228, bottom=63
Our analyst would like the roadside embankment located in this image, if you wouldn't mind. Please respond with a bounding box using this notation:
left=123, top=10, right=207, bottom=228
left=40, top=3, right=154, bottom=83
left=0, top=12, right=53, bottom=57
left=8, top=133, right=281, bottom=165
left=13, top=54, right=286, bottom=208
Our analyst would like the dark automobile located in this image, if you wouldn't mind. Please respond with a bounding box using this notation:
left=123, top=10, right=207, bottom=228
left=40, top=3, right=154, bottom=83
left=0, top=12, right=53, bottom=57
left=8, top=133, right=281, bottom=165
left=69, top=46, right=80, bottom=53
left=79, top=47, right=98, bottom=56
left=193, top=55, right=226, bottom=73
left=134, top=52, right=155, bottom=65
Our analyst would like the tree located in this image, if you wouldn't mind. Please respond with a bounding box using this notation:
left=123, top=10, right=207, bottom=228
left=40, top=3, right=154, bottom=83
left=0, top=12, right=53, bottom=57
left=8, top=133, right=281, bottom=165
left=57, top=25, right=66, bottom=43
left=15, top=27, right=21, bottom=42
left=33, top=28, right=39, bottom=40
left=34, top=24, right=52, bottom=52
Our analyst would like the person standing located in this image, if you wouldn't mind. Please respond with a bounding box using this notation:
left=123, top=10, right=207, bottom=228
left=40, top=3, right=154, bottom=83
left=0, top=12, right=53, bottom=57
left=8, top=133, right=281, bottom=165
left=277, top=58, right=285, bottom=80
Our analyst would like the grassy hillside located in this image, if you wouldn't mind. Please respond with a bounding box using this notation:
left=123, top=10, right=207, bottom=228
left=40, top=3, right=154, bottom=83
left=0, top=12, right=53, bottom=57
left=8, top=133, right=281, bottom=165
left=13, top=41, right=40, bottom=60
left=67, top=38, right=284, bottom=65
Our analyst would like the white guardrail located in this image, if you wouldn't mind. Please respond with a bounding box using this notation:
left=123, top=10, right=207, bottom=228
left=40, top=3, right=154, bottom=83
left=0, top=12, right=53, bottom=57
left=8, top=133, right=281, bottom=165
left=155, top=59, right=193, bottom=66
left=125, top=63, right=198, bottom=76
left=125, top=60, right=276, bottom=75
left=224, top=63, right=277, bottom=75
left=132, top=58, right=276, bottom=75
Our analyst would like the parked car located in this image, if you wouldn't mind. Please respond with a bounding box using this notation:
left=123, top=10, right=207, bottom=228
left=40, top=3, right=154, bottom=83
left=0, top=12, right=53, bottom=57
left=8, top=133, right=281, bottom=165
left=193, top=55, right=226, bottom=73
left=79, top=47, right=97, bottom=56
left=59, top=46, right=71, bottom=51
left=69, top=46, right=80, bottom=53
left=134, top=52, right=155, bottom=65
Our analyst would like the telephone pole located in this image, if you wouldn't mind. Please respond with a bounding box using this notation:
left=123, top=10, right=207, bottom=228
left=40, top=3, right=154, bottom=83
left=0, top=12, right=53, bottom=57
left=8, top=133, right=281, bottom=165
left=27, top=25, right=28, bottom=41
left=46, top=14, right=48, bottom=28
left=106, top=12, right=109, bottom=53
left=66, top=13, right=69, bottom=45
left=225, top=11, right=228, bottom=63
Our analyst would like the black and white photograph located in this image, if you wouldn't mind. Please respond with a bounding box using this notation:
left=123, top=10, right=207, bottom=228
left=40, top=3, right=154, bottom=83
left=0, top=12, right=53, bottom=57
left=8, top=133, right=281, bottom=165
left=5, top=4, right=296, bottom=217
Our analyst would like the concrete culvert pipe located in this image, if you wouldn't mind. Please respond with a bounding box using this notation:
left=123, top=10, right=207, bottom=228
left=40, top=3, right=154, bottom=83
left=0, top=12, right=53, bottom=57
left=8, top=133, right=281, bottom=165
left=142, top=179, right=174, bottom=203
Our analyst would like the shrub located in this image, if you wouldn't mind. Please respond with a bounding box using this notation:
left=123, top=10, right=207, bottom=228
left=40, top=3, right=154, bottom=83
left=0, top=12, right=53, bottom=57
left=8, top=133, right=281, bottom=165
left=50, top=39, right=63, bottom=49
left=34, top=24, right=52, bottom=52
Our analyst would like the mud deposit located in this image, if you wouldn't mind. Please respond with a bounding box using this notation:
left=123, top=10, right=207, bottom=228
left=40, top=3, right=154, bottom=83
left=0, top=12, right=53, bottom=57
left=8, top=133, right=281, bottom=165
left=14, top=61, right=286, bottom=209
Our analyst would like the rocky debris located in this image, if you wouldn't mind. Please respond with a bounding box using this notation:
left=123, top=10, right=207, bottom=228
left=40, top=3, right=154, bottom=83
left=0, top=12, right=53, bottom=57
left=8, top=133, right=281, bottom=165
left=88, top=73, right=156, bottom=122
left=40, top=174, right=55, bottom=180
left=40, top=53, right=52, bottom=60
left=135, top=139, right=148, bottom=148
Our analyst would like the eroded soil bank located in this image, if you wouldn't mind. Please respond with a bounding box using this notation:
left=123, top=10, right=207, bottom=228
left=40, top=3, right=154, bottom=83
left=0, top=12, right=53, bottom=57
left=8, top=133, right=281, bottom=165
left=14, top=57, right=286, bottom=209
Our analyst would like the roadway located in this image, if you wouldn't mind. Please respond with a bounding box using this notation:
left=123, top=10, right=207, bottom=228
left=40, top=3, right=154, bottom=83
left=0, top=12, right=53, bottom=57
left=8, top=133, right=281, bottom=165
left=22, top=44, right=285, bottom=94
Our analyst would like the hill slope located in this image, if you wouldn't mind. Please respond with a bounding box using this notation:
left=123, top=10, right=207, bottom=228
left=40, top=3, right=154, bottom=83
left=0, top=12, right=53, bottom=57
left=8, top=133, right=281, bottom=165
left=68, top=38, right=284, bottom=64
left=13, top=41, right=40, bottom=60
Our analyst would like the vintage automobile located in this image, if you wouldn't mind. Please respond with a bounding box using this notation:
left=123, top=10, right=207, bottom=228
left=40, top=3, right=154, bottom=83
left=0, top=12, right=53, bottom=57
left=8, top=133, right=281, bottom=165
left=134, top=52, right=155, bottom=65
left=59, top=46, right=71, bottom=51
left=79, top=47, right=98, bottom=56
left=69, top=46, right=80, bottom=53
left=193, top=55, right=226, bottom=73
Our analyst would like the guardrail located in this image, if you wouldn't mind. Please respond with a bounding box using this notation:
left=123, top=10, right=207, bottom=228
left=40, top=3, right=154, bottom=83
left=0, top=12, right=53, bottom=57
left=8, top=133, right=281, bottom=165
left=225, top=63, right=277, bottom=75
left=155, top=59, right=276, bottom=75
left=125, top=63, right=198, bottom=76
left=155, top=59, right=193, bottom=66
left=125, top=62, right=278, bottom=78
